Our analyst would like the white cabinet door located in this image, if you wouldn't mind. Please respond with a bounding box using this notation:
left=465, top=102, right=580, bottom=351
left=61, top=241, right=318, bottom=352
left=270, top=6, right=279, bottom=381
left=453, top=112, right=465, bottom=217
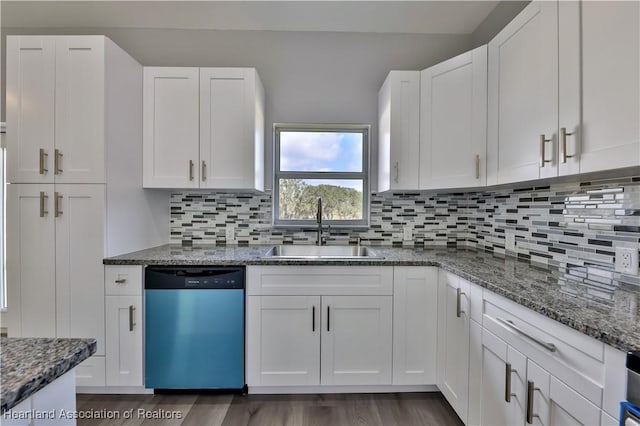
left=54, top=37, right=105, bottom=184
left=321, top=295, right=392, bottom=385
left=200, top=68, right=262, bottom=189
left=420, top=45, right=487, bottom=189
left=487, top=1, right=558, bottom=185
left=568, top=1, right=640, bottom=174
left=480, top=327, right=527, bottom=426
left=54, top=185, right=105, bottom=355
left=436, top=271, right=470, bottom=423
left=143, top=67, right=200, bottom=188
left=6, top=36, right=56, bottom=184
left=378, top=71, right=420, bottom=192
left=527, top=359, right=601, bottom=426
left=246, top=295, right=320, bottom=386
left=105, top=295, right=143, bottom=386
left=392, top=267, right=437, bottom=385
left=6, top=184, right=56, bottom=338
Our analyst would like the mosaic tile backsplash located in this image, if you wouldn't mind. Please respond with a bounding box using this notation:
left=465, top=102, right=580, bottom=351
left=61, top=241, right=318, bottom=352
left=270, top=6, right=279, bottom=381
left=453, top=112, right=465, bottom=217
left=170, top=175, right=640, bottom=283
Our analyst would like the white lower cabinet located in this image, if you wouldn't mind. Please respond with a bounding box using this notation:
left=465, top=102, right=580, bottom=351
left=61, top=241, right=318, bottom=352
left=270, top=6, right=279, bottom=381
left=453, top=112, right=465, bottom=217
left=321, top=295, right=392, bottom=385
left=392, top=267, right=438, bottom=385
left=527, top=360, right=601, bottom=426
left=105, top=295, right=143, bottom=386
left=246, top=295, right=320, bottom=386
left=437, top=271, right=471, bottom=423
left=246, top=266, right=397, bottom=389
left=479, top=327, right=527, bottom=426
left=247, top=294, right=392, bottom=387
left=104, top=265, right=143, bottom=387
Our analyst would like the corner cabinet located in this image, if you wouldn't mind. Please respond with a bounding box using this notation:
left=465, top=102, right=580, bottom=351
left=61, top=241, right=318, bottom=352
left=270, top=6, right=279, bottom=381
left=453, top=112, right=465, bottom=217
left=420, top=45, right=487, bottom=189
left=143, top=67, right=265, bottom=191
left=246, top=266, right=394, bottom=388
left=377, top=71, right=420, bottom=192
left=488, top=0, right=639, bottom=185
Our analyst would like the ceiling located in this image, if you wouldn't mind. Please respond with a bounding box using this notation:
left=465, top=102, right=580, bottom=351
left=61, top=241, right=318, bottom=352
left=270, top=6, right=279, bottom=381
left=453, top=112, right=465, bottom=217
left=1, top=1, right=501, bottom=34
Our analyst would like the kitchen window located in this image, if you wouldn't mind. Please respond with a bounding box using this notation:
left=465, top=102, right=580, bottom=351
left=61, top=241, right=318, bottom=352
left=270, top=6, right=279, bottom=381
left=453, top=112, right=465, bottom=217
left=273, top=124, right=370, bottom=227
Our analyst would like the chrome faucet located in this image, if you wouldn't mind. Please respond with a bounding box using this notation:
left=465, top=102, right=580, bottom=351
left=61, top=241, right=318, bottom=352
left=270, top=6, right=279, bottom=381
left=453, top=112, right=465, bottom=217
left=316, top=197, right=323, bottom=246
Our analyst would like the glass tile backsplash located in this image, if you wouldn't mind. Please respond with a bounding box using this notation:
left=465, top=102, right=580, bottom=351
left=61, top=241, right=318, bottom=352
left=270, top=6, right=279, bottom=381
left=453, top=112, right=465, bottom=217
left=170, top=175, right=640, bottom=285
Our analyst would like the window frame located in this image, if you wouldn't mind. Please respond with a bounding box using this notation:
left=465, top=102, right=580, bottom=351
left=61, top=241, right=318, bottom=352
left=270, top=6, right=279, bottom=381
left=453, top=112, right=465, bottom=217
left=273, top=123, right=370, bottom=228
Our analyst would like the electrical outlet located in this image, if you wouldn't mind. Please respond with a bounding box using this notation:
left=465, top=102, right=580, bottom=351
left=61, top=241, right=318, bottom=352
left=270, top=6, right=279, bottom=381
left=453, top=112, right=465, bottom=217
left=225, top=225, right=236, bottom=244
left=403, top=226, right=412, bottom=241
left=615, top=247, right=639, bottom=275
left=505, top=233, right=516, bottom=251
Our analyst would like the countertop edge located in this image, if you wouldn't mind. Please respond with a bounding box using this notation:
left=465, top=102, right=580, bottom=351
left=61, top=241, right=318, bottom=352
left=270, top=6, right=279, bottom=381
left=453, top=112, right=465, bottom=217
left=1, top=339, right=97, bottom=414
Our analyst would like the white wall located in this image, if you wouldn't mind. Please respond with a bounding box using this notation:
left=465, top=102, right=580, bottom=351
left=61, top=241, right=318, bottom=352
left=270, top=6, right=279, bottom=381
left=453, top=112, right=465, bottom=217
left=1, top=27, right=472, bottom=189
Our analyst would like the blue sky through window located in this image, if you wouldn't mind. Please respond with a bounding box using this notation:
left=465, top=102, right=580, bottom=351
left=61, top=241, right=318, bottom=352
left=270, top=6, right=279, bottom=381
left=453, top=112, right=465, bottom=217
left=280, top=131, right=363, bottom=173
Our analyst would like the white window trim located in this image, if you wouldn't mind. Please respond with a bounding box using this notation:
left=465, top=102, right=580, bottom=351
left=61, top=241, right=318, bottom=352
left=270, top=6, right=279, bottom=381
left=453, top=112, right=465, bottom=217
left=273, top=123, right=371, bottom=228
left=0, top=122, right=6, bottom=311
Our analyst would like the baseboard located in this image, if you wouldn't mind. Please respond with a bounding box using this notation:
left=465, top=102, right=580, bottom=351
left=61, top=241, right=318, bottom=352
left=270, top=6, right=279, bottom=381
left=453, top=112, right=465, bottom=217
left=76, top=386, right=153, bottom=394
left=247, top=384, right=438, bottom=394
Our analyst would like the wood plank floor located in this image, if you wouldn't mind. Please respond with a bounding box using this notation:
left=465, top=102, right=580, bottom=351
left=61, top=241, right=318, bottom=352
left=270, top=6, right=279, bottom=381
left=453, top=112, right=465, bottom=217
left=76, top=392, right=463, bottom=426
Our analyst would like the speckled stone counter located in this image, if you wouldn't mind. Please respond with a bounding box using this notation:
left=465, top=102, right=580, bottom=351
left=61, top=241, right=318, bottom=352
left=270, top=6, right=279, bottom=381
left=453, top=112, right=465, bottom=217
left=1, top=337, right=96, bottom=413
left=105, top=244, right=640, bottom=352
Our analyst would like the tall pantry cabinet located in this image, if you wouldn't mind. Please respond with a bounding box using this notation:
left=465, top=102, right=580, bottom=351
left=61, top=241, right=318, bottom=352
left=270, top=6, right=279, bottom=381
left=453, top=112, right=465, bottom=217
left=5, top=36, right=168, bottom=386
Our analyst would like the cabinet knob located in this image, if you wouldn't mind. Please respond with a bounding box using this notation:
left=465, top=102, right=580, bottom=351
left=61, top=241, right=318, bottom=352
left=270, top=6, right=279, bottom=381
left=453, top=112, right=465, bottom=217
left=114, top=278, right=127, bottom=284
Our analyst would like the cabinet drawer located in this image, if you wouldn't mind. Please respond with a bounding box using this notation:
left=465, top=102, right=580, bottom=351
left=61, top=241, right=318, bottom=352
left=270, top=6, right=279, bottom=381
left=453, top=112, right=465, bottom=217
left=105, top=266, right=142, bottom=296
left=483, top=291, right=604, bottom=406
left=76, top=355, right=106, bottom=387
left=247, top=266, right=393, bottom=295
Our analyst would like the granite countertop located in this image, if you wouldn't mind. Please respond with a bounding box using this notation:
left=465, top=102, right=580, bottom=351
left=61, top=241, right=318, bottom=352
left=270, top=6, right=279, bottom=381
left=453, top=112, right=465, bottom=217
left=1, top=337, right=97, bottom=413
left=105, top=244, right=640, bottom=352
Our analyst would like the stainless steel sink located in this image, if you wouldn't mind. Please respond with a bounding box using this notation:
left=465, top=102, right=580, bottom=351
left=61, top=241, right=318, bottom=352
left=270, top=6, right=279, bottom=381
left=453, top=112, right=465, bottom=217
left=262, top=245, right=383, bottom=259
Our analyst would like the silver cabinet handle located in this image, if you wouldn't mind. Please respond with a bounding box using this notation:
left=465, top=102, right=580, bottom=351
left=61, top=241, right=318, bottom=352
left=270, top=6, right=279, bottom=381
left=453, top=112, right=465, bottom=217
left=394, top=161, right=399, bottom=183
left=129, top=305, right=136, bottom=331
left=114, top=278, right=127, bottom=284
left=526, top=380, right=534, bottom=424
left=39, top=191, right=49, bottom=217
left=54, top=192, right=62, bottom=217
left=539, top=134, right=551, bottom=167
left=505, top=362, right=517, bottom=402
left=496, top=317, right=557, bottom=352
left=312, top=306, right=315, bottom=332
left=189, top=160, right=194, bottom=181
left=54, top=149, right=63, bottom=175
left=475, top=155, right=480, bottom=179
left=560, top=127, right=575, bottom=164
left=39, top=149, right=48, bottom=175
left=201, top=161, right=207, bottom=181
left=456, top=287, right=466, bottom=318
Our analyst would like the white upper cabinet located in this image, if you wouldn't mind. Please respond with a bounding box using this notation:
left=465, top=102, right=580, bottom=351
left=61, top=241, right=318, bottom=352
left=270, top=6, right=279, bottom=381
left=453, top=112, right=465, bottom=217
left=200, top=68, right=265, bottom=190
left=54, top=37, right=105, bottom=184
left=559, top=0, right=639, bottom=175
left=420, top=45, right=487, bottom=189
left=487, top=1, right=559, bottom=185
left=143, top=67, right=200, bottom=189
left=488, top=0, right=639, bottom=185
left=143, top=67, right=265, bottom=190
left=378, top=71, right=420, bottom=192
left=7, top=36, right=107, bottom=184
